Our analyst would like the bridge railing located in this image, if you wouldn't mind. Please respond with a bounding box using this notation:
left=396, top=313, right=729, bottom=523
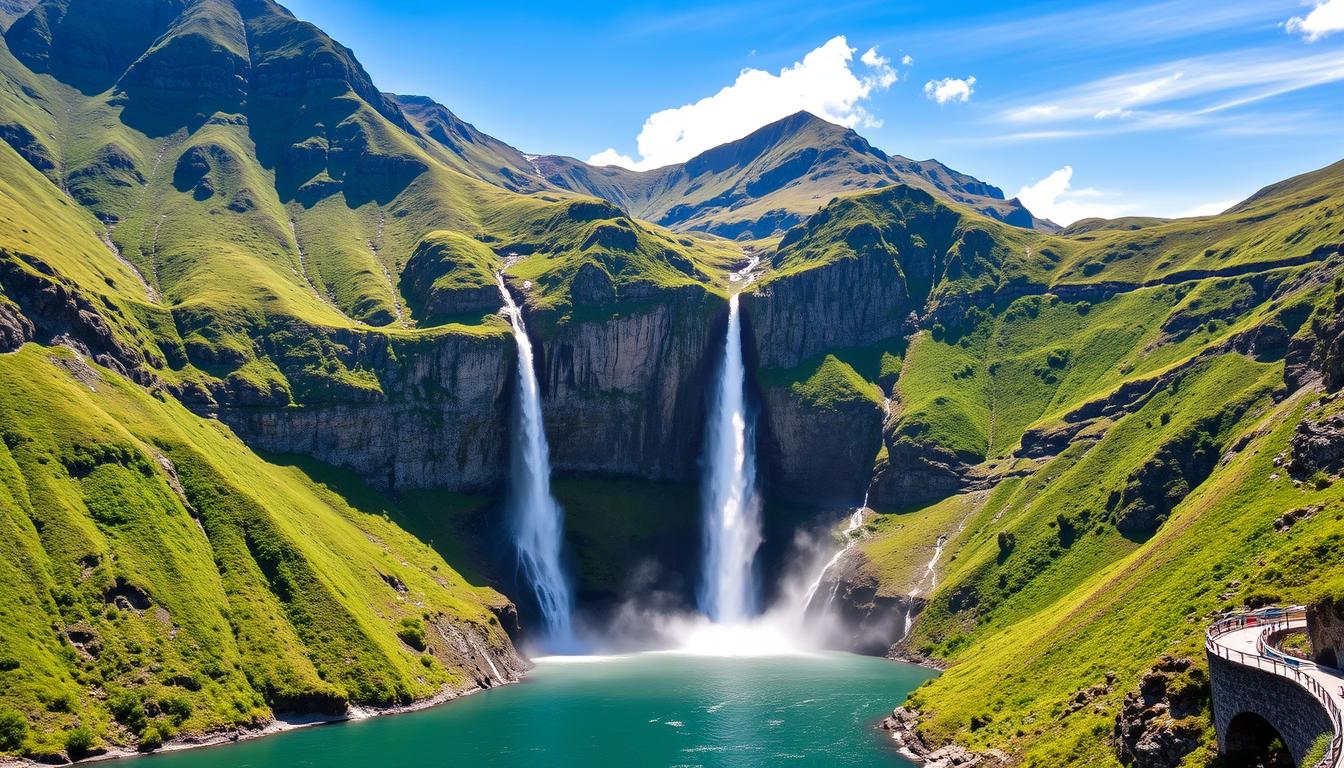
left=1207, top=606, right=1343, bottom=768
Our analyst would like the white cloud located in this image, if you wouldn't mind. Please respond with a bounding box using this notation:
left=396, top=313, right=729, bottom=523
left=901, top=54, right=914, bottom=66
left=1014, top=166, right=1129, bottom=226
left=585, top=36, right=899, bottom=171
left=923, top=75, right=976, bottom=104
left=1287, top=0, right=1344, bottom=41
left=587, top=148, right=638, bottom=168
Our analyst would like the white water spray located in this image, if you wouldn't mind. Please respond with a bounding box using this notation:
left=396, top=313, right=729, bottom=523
left=496, top=272, right=575, bottom=648
left=698, top=293, right=762, bottom=624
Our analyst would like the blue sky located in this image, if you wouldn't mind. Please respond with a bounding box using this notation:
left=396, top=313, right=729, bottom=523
left=282, top=0, right=1344, bottom=224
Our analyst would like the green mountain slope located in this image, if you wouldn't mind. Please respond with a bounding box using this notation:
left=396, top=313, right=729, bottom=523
left=0, top=345, right=521, bottom=761
left=785, top=163, right=1344, bottom=765
left=534, top=111, right=1052, bottom=239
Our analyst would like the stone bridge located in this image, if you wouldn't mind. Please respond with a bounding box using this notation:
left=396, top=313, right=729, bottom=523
left=1207, top=607, right=1344, bottom=767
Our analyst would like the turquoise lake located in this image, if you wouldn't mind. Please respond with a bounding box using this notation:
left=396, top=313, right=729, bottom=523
left=139, top=651, right=935, bottom=767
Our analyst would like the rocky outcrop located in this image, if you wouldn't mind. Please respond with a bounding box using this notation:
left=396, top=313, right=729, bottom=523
left=1307, top=596, right=1344, bottom=668
left=426, top=616, right=528, bottom=690
left=868, top=436, right=975, bottom=509
left=745, top=236, right=910, bottom=370
left=1289, top=408, right=1344, bottom=478
left=756, top=380, right=884, bottom=506
left=399, top=231, right=501, bottom=320
left=816, top=552, right=918, bottom=655
left=0, top=293, right=33, bottom=351
left=0, top=250, right=152, bottom=380
left=1107, top=429, right=1220, bottom=535
left=1112, top=656, right=1208, bottom=768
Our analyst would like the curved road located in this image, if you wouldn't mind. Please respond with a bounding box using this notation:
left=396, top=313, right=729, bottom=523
left=1207, top=607, right=1344, bottom=767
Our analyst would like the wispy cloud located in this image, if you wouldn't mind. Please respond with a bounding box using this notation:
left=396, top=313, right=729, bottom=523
left=1286, top=0, right=1344, bottom=41
left=588, top=36, right=905, bottom=170
left=906, top=0, right=1295, bottom=55
left=995, top=47, right=1344, bottom=137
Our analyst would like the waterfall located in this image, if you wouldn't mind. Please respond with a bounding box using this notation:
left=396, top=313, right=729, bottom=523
left=496, top=273, right=574, bottom=647
left=698, top=293, right=762, bottom=624
left=800, top=504, right=868, bottom=615
left=903, top=534, right=948, bottom=638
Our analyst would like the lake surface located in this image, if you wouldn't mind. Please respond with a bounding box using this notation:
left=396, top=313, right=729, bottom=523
left=142, top=651, right=935, bottom=768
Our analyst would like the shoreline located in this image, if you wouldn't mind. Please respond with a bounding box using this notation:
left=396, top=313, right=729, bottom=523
left=0, top=675, right=523, bottom=768
left=1, top=647, right=933, bottom=768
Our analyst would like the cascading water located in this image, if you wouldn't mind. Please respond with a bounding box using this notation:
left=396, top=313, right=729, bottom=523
left=800, top=502, right=868, bottom=616
left=903, top=533, right=949, bottom=638
left=698, top=292, right=762, bottom=624
left=496, top=272, right=575, bottom=648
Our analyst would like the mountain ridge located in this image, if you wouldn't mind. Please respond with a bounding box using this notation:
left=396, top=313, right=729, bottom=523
left=529, top=110, right=1055, bottom=238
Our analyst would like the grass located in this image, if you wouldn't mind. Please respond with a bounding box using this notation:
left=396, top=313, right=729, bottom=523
left=759, top=353, right=884, bottom=411
left=864, top=351, right=1340, bottom=766
left=0, top=346, right=513, bottom=758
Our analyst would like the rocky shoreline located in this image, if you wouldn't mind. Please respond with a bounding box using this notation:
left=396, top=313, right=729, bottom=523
left=0, top=675, right=522, bottom=768
left=879, top=706, right=1009, bottom=768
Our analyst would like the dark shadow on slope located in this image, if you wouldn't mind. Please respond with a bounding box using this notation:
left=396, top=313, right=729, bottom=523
left=258, top=451, right=504, bottom=591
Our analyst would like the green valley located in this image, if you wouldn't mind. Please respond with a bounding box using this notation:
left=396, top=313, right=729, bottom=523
left=0, top=1, right=1341, bottom=767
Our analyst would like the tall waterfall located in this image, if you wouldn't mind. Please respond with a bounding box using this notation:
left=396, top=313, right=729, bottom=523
left=496, top=273, right=574, bottom=647
left=698, top=293, right=762, bottom=624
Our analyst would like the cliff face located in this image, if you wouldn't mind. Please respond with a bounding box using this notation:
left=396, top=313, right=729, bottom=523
left=214, top=286, right=724, bottom=491
left=217, top=328, right=513, bottom=489
left=535, top=286, right=719, bottom=481
left=745, top=235, right=912, bottom=371
left=756, top=377, right=884, bottom=506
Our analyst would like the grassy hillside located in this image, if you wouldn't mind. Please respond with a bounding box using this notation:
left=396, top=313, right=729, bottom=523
left=895, top=366, right=1342, bottom=767
left=0, top=346, right=517, bottom=760
left=0, top=0, right=743, bottom=411
left=823, top=164, right=1344, bottom=765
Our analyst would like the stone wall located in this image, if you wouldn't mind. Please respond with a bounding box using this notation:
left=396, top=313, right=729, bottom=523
left=1207, top=651, right=1335, bottom=764
left=1308, top=597, right=1344, bottom=669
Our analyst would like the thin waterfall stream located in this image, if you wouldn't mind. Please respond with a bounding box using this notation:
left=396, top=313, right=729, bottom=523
left=800, top=502, right=869, bottom=616
left=496, top=272, right=575, bottom=649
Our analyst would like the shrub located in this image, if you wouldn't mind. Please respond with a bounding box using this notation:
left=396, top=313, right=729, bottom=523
left=47, top=691, right=76, bottom=713
left=159, top=695, right=193, bottom=725
left=107, top=690, right=147, bottom=731
left=0, top=710, right=26, bottom=751
left=1305, top=733, right=1332, bottom=768
left=64, top=727, right=94, bottom=759
left=397, top=618, right=428, bottom=652
left=138, top=721, right=168, bottom=751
